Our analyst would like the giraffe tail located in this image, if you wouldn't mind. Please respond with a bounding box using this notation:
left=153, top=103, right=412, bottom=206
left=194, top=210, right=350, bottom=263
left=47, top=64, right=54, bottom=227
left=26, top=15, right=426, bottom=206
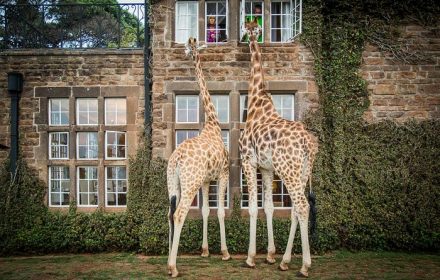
left=308, top=176, right=317, bottom=240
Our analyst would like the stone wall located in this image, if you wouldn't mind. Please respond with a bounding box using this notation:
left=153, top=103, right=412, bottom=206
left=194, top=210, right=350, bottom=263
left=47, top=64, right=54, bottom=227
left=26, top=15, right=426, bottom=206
left=0, top=49, right=145, bottom=182
left=361, top=25, right=440, bottom=122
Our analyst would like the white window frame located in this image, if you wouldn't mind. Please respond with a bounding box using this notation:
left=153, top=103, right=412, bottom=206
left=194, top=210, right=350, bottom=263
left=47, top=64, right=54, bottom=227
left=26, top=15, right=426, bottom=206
left=76, top=98, right=98, bottom=126
left=105, top=98, right=127, bottom=125
left=49, top=99, right=69, bottom=126
left=240, top=0, right=265, bottom=43
left=175, top=130, right=200, bottom=148
left=77, top=166, right=99, bottom=207
left=290, top=0, right=302, bottom=41
left=175, top=1, right=199, bottom=43
left=48, top=166, right=70, bottom=207
left=208, top=181, right=229, bottom=209
left=211, top=95, right=230, bottom=123
left=272, top=94, right=295, bottom=120
left=76, top=132, right=98, bottom=160
left=105, top=166, right=128, bottom=207
left=272, top=176, right=292, bottom=208
left=49, top=132, right=69, bottom=160
left=205, top=0, right=229, bottom=44
left=105, top=131, right=127, bottom=160
left=221, top=130, right=229, bottom=151
left=240, top=94, right=248, bottom=123
left=269, top=0, right=292, bottom=43
left=240, top=168, right=263, bottom=209
left=176, top=95, right=200, bottom=123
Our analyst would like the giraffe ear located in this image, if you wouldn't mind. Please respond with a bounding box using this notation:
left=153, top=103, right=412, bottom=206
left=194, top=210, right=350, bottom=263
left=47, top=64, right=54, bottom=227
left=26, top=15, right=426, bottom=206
left=253, top=17, right=258, bottom=24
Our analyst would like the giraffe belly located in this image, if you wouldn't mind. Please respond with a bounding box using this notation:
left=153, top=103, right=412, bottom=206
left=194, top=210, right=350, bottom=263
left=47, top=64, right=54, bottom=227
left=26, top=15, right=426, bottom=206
left=256, top=148, right=274, bottom=171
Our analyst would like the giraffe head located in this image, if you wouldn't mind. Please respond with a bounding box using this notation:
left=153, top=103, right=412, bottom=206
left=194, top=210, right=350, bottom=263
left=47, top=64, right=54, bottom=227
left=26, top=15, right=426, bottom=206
left=185, top=37, right=207, bottom=59
left=243, top=17, right=262, bottom=42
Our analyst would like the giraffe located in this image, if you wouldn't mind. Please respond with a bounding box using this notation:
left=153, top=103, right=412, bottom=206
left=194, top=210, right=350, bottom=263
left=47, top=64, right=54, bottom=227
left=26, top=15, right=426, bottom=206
left=239, top=19, right=319, bottom=277
left=167, top=37, right=231, bottom=278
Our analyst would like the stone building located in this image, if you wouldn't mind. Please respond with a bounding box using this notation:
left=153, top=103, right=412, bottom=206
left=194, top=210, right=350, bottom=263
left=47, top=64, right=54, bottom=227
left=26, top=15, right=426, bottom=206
left=0, top=0, right=438, bottom=215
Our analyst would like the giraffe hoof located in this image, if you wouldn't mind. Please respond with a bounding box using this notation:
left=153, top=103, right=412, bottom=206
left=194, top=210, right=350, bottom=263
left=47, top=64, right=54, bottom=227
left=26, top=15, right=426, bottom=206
left=265, top=257, right=276, bottom=264
left=201, top=248, right=209, bottom=257
left=221, top=250, right=231, bottom=261
left=241, top=261, right=256, bottom=269
left=279, top=262, right=289, bottom=271
left=296, top=271, right=308, bottom=278
left=169, top=266, right=178, bottom=278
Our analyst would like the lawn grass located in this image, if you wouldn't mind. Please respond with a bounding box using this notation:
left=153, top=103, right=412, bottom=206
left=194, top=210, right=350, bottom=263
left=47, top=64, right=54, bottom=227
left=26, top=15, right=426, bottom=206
left=0, top=251, right=439, bottom=279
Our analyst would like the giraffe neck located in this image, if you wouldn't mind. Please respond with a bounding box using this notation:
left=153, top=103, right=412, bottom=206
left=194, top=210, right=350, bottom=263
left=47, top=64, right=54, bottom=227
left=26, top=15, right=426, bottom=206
left=193, top=52, right=221, bottom=134
left=247, top=39, right=276, bottom=120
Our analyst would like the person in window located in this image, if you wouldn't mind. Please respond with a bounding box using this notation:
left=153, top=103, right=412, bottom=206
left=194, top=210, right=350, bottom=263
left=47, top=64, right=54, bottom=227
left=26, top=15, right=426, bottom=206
left=243, top=4, right=263, bottom=43
left=207, top=16, right=218, bottom=43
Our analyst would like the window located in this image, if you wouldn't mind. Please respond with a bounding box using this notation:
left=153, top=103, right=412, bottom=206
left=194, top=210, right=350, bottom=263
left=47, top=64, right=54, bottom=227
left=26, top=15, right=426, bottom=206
left=240, top=0, right=264, bottom=43
left=77, top=132, right=98, bottom=159
left=272, top=94, right=295, bottom=120
left=77, top=167, right=98, bottom=206
left=270, top=0, right=302, bottom=42
left=175, top=1, right=199, bottom=43
left=106, top=131, right=126, bottom=159
left=49, top=166, right=70, bottom=207
left=106, top=166, right=127, bottom=206
left=272, top=176, right=292, bottom=208
left=208, top=180, right=229, bottom=208
left=176, top=130, right=199, bottom=147
left=205, top=0, right=228, bottom=43
left=221, top=130, right=229, bottom=151
left=49, top=132, right=69, bottom=159
left=49, top=99, right=69, bottom=125
left=240, top=95, right=248, bottom=122
left=176, top=95, right=199, bottom=123
left=105, top=98, right=126, bottom=125
left=241, top=169, right=263, bottom=208
left=211, top=95, right=229, bottom=123
left=77, top=99, right=98, bottom=125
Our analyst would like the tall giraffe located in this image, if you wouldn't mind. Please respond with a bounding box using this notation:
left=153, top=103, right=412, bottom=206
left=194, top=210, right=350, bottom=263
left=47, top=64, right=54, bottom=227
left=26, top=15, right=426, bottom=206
left=167, top=37, right=231, bottom=278
left=239, top=19, right=318, bottom=277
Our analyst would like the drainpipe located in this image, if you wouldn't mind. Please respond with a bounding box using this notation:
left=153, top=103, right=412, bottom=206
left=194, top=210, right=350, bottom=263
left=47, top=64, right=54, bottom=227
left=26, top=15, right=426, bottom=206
left=7, top=72, right=23, bottom=177
left=144, top=0, right=152, bottom=137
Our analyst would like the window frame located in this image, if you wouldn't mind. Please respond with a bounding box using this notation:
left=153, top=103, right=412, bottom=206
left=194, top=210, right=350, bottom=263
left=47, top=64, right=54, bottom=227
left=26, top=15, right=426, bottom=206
left=76, top=132, right=99, bottom=160
left=208, top=180, right=229, bottom=209
left=240, top=0, right=265, bottom=43
left=211, top=95, right=230, bottom=123
left=48, top=132, right=69, bottom=160
left=48, top=166, right=70, bottom=207
left=105, top=98, right=127, bottom=125
left=76, top=98, right=98, bottom=126
left=105, top=166, right=128, bottom=207
left=205, top=0, right=229, bottom=44
left=105, top=131, right=127, bottom=160
left=48, top=98, right=69, bottom=126
left=269, top=0, right=292, bottom=43
left=175, top=95, right=200, bottom=124
left=77, top=166, right=99, bottom=207
left=175, top=0, right=200, bottom=43
left=271, top=93, right=295, bottom=121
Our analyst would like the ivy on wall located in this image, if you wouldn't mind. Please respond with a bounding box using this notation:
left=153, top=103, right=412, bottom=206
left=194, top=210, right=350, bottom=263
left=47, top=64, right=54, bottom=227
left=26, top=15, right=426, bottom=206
left=0, top=0, right=439, bottom=256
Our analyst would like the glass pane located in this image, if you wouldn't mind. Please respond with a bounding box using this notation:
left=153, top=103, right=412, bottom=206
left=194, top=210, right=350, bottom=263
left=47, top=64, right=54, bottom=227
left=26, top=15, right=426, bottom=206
left=107, top=180, right=116, bottom=192
left=271, top=2, right=281, bottom=14
left=206, top=2, right=216, bottom=15
left=106, top=112, right=116, bottom=125
left=51, top=194, right=60, bottom=205
left=77, top=133, right=87, bottom=145
left=117, top=146, right=126, bottom=158
left=187, top=97, right=198, bottom=109
left=90, top=168, right=97, bottom=179
left=271, top=29, right=281, bottom=42
left=120, top=180, right=128, bottom=192
left=79, top=168, right=86, bottom=179
left=218, top=2, right=226, bottom=15
left=187, top=109, right=198, bottom=122
left=107, top=132, right=115, bottom=145
left=51, top=180, right=60, bottom=192
left=60, top=113, right=69, bottom=125
left=176, top=110, right=186, bottom=122
left=80, top=194, right=88, bottom=205
left=107, top=167, right=114, bottom=179
left=88, top=99, right=98, bottom=111
left=60, top=99, right=69, bottom=111
left=77, top=99, right=87, bottom=111
left=91, top=181, right=98, bottom=192
left=51, top=100, right=60, bottom=111
left=89, top=146, right=98, bottom=159
left=188, top=2, right=197, bottom=15
left=118, top=167, right=127, bottom=179
left=60, top=133, right=68, bottom=145
left=78, top=114, right=88, bottom=124
left=253, top=2, right=263, bottom=15
left=51, top=113, right=59, bottom=125
left=107, top=146, right=116, bottom=157
left=89, top=112, right=98, bottom=124
left=61, top=193, right=70, bottom=205
left=218, top=16, right=226, bottom=29
left=219, top=30, right=227, bottom=42
left=191, top=195, right=198, bottom=207
left=117, top=112, right=126, bottom=124
left=79, top=181, right=88, bottom=192
left=118, top=194, right=127, bottom=206
left=61, top=180, right=70, bottom=192
left=90, top=194, right=98, bottom=205
left=117, top=133, right=125, bottom=145
left=282, top=15, right=290, bottom=28
left=272, top=15, right=281, bottom=29
left=107, top=193, right=116, bottom=205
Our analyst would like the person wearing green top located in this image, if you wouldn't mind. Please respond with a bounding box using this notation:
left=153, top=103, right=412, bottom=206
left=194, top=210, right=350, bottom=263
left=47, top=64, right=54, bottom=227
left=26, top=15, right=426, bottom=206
left=243, top=4, right=263, bottom=43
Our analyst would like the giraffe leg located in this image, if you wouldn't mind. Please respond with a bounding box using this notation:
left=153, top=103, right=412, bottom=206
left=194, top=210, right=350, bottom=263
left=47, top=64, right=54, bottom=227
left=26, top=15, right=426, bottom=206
left=297, top=199, right=311, bottom=278
left=279, top=207, right=298, bottom=271
left=218, top=170, right=230, bottom=261
left=201, top=182, right=210, bottom=257
left=243, top=162, right=258, bottom=268
left=261, top=169, right=276, bottom=264
left=168, top=187, right=199, bottom=278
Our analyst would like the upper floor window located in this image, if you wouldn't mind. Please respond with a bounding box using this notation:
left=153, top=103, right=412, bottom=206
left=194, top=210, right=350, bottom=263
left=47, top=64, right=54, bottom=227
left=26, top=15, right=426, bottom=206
left=105, top=98, right=126, bottom=125
left=272, top=94, right=295, bottom=120
left=175, top=1, right=199, bottom=43
left=176, top=95, right=199, bottom=123
left=270, top=0, right=302, bottom=43
left=49, top=99, right=69, bottom=126
left=77, top=99, right=98, bottom=125
left=77, top=132, right=98, bottom=160
left=106, top=131, right=127, bottom=159
left=205, top=0, right=228, bottom=44
left=240, top=0, right=264, bottom=43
